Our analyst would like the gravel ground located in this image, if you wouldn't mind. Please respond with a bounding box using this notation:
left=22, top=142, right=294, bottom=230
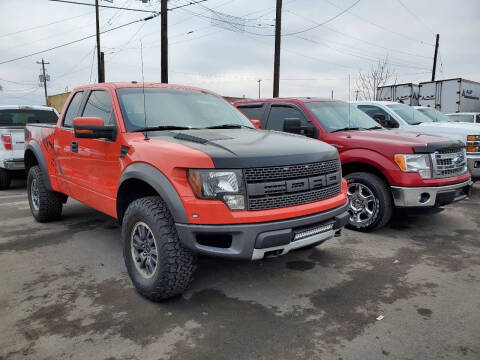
left=0, top=179, right=479, bottom=360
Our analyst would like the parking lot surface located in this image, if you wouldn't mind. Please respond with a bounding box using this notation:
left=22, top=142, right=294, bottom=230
left=0, top=179, right=479, bottom=360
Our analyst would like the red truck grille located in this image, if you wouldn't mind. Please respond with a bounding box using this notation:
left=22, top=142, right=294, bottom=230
left=244, top=160, right=342, bottom=211
left=432, top=147, right=467, bottom=178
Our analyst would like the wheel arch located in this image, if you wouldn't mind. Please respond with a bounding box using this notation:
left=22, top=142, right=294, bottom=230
left=342, top=161, right=391, bottom=187
left=24, top=142, right=52, bottom=190
left=116, top=163, right=189, bottom=224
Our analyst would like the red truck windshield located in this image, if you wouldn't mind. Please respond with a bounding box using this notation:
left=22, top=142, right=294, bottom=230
left=305, top=101, right=380, bottom=132
left=116, top=88, right=253, bottom=132
left=0, top=109, right=58, bottom=126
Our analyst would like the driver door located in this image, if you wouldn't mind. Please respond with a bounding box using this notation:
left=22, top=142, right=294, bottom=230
left=69, top=90, right=122, bottom=214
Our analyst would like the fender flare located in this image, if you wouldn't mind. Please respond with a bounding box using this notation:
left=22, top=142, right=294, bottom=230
left=117, top=163, right=189, bottom=223
left=24, top=142, right=52, bottom=190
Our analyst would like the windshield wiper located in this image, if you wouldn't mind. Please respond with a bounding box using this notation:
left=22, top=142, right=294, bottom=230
left=366, top=126, right=383, bottom=130
left=410, top=122, right=422, bottom=125
left=204, top=124, right=251, bottom=129
left=135, top=125, right=194, bottom=132
left=330, top=127, right=361, bottom=133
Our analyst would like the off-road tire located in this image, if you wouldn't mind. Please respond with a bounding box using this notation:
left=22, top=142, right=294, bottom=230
left=0, top=169, right=11, bottom=190
left=27, top=166, right=63, bottom=222
left=345, top=172, right=393, bottom=232
left=122, top=196, right=196, bottom=301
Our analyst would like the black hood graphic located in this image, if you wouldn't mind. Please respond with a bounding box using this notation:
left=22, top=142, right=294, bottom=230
left=149, top=128, right=339, bottom=168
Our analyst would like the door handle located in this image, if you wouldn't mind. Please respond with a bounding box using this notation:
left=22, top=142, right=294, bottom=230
left=71, top=141, right=78, bottom=153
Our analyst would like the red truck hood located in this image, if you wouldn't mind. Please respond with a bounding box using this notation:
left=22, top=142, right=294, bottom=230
left=325, top=129, right=454, bottom=154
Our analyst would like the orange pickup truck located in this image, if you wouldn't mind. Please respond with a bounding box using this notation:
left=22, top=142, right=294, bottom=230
left=25, top=83, right=349, bottom=300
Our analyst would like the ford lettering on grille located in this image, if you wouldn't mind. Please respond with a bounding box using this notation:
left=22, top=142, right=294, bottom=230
left=244, top=160, right=342, bottom=211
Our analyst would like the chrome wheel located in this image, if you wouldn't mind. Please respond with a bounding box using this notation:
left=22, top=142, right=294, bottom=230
left=131, top=222, right=158, bottom=278
left=31, top=178, right=40, bottom=211
left=347, top=182, right=377, bottom=225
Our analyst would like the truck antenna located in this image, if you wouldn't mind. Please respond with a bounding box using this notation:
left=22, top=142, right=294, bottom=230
left=140, top=40, right=148, bottom=140
left=348, top=73, right=351, bottom=129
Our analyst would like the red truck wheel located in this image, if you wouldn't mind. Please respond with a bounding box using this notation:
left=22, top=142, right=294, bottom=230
left=0, top=169, right=11, bottom=190
left=345, top=172, right=393, bottom=231
left=122, top=196, right=196, bottom=301
left=27, top=166, right=63, bottom=222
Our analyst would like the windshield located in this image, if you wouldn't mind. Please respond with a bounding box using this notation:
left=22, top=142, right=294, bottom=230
left=0, top=109, right=58, bottom=126
left=305, top=101, right=381, bottom=132
left=447, top=114, right=474, bottom=123
left=417, top=108, right=451, bottom=122
left=387, top=103, right=432, bottom=125
left=116, top=88, right=254, bottom=132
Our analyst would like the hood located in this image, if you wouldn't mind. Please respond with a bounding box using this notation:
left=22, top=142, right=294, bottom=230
left=416, top=123, right=480, bottom=143
left=326, top=129, right=464, bottom=156
left=421, top=121, right=480, bottom=131
left=148, top=128, right=339, bottom=168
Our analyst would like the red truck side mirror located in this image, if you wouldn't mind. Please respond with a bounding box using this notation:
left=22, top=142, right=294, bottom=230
left=250, top=119, right=261, bottom=129
left=73, top=117, right=116, bottom=141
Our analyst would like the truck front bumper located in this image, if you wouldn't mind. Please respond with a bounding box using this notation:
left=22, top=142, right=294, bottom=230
left=391, top=180, right=472, bottom=208
left=0, top=159, right=24, bottom=170
left=175, top=202, right=349, bottom=260
left=467, top=154, right=480, bottom=180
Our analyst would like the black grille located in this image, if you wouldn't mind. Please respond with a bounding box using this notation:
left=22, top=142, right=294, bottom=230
left=244, top=160, right=342, bottom=211
left=248, top=183, right=342, bottom=211
left=244, top=160, right=340, bottom=183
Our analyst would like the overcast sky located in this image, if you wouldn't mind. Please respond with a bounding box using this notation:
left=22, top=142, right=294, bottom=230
left=0, top=0, right=479, bottom=106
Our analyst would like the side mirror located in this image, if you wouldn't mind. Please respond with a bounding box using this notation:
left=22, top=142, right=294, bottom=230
left=250, top=119, right=261, bottom=129
left=73, top=117, right=116, bottom=140
left=284, top=119, right=317, bottom=138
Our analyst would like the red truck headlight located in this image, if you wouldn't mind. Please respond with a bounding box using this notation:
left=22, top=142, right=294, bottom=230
left=394, top=154, right=432, bottom=179
left=187, top=169, right=246, bottom=210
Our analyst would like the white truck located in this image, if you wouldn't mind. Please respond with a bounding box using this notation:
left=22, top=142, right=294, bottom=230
left=353, top=101, right=480, bottom=181
left=418, top=78, right=480, bottom=113
left=376, top=83, right=420, bottom=106
left=0, top=105, right=58, bottom=189
left=447, top=112, right=480, bottom=124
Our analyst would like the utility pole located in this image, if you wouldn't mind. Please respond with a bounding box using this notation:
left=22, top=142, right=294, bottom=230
left=161, top=0, right=168, bottom=83
left=431, top=34, right=439, bottom=82
left=95, top=0, right=105, bottom=83
left=273, top=0, right=282, bottom=98
left=36, top=59, right=50, bottom=106
left=257, top=79, right=262, bottom=99
left=331, top=89, right=334, bottom=99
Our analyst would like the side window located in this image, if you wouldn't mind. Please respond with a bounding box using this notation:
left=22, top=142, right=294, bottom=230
left=357, top=105, right=397, bottom=128
left=266, top=106, right=308, bottom=131
left=63, top=91, right=84, bottom=128
left=82, top=90, right=115, bottom=126
left=237, top=105, right=264, bottom=121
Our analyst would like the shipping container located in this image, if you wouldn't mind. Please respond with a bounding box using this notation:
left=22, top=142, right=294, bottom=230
left=376, top=83, right=419, bottom=105
left=418, top=78, right=480, bottom=113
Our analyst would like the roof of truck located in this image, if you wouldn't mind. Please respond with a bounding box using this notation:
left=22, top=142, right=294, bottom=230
left=351, top=101, right=399, bottom=105
left=446, top=112, right=480, bottom=115
left=72, top=82, right=219, bottom=95
left=0, top=105, right=56, bottom=111
left=234, top=97, right=336, bottom=105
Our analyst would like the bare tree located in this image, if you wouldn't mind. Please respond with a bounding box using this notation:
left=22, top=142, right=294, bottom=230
left=355, top=56, right=396, bottom=101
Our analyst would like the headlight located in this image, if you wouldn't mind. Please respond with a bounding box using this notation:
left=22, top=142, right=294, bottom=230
left=187, top=169, right=245, bottom=210
left=466, top=135, right=480, bottom=153
left=394, top=154, right=431, bottom=179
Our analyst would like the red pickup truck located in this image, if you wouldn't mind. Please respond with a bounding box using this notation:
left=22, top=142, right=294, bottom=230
left=24, top=83, right=348, bottom=301
left=235, top=98, right=472, bottom=231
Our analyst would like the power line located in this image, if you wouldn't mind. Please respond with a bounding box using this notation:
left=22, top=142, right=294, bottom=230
left=0, top=11, right=91, bottom=39
left=48, top=0, right=159, bottom=13
left=0, top=14, right=160, bottom=65
left=284, top=9, right=431, bottom=59
left=396, top=0, right=435, bottom=35
left=321, top=0, right=434, bottom=46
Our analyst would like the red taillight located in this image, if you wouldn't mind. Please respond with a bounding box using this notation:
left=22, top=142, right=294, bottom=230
left=1, top=135, right=12, bottom=150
